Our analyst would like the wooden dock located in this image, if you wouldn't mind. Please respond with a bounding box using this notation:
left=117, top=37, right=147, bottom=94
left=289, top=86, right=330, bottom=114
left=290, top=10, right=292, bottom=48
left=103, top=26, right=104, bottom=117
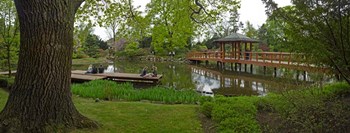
left=71, top=70, right=162, bottom=84
left=0, top=70, right=162, bottom=84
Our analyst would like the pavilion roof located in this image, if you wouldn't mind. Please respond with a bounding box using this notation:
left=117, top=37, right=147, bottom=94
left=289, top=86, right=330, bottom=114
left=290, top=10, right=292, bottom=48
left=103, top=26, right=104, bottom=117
left=214, top=33, right=260, bottom=43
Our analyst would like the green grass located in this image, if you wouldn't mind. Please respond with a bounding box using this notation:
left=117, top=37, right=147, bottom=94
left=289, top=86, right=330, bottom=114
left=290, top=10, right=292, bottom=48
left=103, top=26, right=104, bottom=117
left=0, top=89, right=8, bottom=108
left=0, top=89, right=202, bottom=133
left=71, top=80, right=201, bottom=104
left=72, top=58, right=107, bottom=65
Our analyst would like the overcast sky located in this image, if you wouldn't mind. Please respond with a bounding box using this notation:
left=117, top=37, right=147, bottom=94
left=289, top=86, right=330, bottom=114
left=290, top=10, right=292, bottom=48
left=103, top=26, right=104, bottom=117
left=94, top=0, right=291, bottom=40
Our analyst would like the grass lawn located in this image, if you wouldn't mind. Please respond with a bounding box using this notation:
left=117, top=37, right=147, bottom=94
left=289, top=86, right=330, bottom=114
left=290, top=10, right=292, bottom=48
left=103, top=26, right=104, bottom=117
left=0, top=90, right=202, bottom=133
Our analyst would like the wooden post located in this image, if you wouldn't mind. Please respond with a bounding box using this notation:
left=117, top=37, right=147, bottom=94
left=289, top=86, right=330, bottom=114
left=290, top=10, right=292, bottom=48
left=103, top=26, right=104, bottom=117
left=234, top=42, right=237, bottom=59
left=231, top=63, right=233, bottom=71
left=245, top=64, right=247, bottom=72
left=231, top=42, right=234, bottom=59
left=263, top=66, right=267, bottom=75
left=238, top=42, right=241, bottom=60
left=279, top=52, right=282, bottom=64
left=239, top=63, right=242, bottom=72
left=205, top=60, right=209, bottom=66
left=222, top=43, right=225, bottom=60
left=274, top=67, right=277, bottom=77
left=250, top=64, right=253, bottom=73
left=303, top=71, right=307, bottom=81
left=235, top=63, right=238, bottom=71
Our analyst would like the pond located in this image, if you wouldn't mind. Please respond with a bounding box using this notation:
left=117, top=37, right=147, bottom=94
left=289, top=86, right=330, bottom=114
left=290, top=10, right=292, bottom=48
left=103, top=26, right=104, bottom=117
left=72, top=60, right=335, bottom=97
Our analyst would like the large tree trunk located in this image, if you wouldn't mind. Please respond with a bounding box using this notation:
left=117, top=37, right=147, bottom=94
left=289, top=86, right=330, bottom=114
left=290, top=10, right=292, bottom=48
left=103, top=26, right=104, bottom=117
left=0, top=0, right=98, bottom=132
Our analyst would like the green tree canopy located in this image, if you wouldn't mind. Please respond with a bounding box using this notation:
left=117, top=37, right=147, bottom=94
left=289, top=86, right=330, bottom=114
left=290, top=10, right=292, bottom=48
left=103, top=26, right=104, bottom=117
left=262, top=0, right=350, bottom=84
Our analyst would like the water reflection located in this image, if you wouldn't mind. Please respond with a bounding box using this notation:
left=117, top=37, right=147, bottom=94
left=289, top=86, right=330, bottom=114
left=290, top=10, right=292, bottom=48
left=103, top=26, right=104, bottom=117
left=72, top=60, right=330, bottom=97
left=191, top=66, right=268, bottom=97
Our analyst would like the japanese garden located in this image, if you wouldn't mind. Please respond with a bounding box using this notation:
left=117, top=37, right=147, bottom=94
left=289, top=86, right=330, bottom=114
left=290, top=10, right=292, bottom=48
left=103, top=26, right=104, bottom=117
left=0, top=0, right=349, bottom=132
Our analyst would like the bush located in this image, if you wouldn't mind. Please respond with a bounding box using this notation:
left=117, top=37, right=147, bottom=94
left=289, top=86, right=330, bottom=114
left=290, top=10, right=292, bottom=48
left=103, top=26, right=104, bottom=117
left=200, top=83, right=350, bottom=132
left=200, top=96, right=261, bottom=132
left=260, top=82, right=350, bottom=132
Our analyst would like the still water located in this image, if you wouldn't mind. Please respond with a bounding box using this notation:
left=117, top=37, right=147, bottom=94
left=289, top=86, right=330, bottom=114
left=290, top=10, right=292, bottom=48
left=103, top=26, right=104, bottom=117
left=72, top=60, right=334, bottom=97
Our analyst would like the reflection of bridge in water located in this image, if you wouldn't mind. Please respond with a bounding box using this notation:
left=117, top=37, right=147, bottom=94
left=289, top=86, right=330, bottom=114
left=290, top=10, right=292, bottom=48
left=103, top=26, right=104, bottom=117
left=191, top=65, right=301, bottom=97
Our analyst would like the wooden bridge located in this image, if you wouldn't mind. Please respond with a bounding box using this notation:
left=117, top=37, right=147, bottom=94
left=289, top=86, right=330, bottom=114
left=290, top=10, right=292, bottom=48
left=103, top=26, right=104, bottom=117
left=186, top=33, right=328, bottom=73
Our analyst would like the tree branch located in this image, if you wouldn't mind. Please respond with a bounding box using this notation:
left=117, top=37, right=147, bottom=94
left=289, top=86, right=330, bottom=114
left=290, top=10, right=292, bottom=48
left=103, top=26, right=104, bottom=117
left=190, top=0, right=213, bottom=23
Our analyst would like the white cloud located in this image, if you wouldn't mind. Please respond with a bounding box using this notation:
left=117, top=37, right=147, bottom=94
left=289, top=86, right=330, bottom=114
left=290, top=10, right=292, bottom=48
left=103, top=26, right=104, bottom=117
left=239, top=0, right=291, bottom=28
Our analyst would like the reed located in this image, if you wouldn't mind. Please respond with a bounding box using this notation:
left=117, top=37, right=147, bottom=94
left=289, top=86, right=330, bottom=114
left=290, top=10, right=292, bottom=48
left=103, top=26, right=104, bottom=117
left=71, top=80, right=200, bottom=104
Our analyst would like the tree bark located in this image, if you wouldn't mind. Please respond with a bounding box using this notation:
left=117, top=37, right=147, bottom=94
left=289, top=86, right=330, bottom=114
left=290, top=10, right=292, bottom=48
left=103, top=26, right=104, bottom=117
left=0, top=0, right=98, bottom=132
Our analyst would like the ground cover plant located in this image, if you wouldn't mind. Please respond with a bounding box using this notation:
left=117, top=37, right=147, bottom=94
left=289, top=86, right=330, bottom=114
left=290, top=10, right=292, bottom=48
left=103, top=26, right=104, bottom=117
left=257, top=83, right=350, bottom=132
left=200, top=83, right=350, bottom=132
left=200, top=96, right=261, bottom=132
left=71, top=80, right=200, bottom=104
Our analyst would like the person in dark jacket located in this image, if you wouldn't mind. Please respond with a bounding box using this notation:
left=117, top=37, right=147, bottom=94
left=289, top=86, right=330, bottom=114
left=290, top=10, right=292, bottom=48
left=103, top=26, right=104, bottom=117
left=140, top=66, right=148, bottom=77
left=98, top=65, right=104, bottom=73
left=91, top=65, right=98, bottom=74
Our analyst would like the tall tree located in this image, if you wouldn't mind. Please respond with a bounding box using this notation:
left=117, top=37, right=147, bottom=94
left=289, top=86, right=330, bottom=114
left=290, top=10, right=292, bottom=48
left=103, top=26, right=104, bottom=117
left=258, top=17, right=288, bottom=51
left=0, top=0, right=99, bottom=132
left=262, top=0, right=350, bottom=84
left=147, top=0, right=194, bottom=53
left=242, top=21, right=258, bottom=39
left=147, top=0, right=240, bottom=53
left=73, top=22, right=93, bottom=58
left=0, top=0, right=19, bottom=77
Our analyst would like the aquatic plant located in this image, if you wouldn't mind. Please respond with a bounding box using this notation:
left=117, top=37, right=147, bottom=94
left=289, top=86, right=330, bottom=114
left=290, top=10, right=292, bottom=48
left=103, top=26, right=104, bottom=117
left=71, top=80, right=201, bottom=104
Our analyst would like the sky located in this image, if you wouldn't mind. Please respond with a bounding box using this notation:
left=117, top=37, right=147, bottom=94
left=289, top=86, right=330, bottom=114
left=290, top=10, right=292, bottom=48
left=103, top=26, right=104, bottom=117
left=93, top=0, right=291, bottom=41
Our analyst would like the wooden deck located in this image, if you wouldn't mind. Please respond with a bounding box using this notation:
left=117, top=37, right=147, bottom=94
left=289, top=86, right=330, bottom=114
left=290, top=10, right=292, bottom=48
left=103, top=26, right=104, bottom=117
left=187, top=51, right=329, bottom=73
left=71, top=70, right=163, bottom=84
left=0, top=70, right=162, bottom=84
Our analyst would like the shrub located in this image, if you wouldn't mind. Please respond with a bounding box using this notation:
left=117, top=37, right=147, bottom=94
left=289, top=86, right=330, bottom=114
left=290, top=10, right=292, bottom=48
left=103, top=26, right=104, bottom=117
left=260, top=82, right=350, bottom=132
left=200, top=96, right=261, bottom=132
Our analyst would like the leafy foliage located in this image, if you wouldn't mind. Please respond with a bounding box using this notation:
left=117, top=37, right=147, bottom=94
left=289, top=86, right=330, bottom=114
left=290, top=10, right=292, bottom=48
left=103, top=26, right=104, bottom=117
left=76, top=0, right=241, bottom=55
left=200, top=96, right=261, bottom=132
left=258, top=83, right=350, bottom=132
left=71, top=80, right=201, bottom=104
left=262, top=0, right=350, bottom=84
left=82, top=34, right=108, bottom=58
left=0, top=0, right=19, bottom=73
